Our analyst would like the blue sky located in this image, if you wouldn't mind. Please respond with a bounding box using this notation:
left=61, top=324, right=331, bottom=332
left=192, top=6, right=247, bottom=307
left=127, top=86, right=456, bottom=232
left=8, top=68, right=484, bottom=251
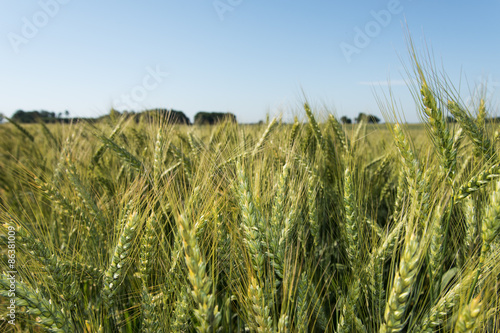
left=0, top=0, right=499, bottom=123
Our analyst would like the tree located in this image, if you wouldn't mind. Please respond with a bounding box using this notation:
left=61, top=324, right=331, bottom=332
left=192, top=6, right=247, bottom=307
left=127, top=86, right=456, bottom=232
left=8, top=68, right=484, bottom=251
left=355, top=112, right=380, bottom=124
left=12, top=110, right=37, bottom=123
left=340, top=116, right=352, bottom=124
left=194, top=112, right=237, bottom=125
left=367, top=114, right=381, bottom=123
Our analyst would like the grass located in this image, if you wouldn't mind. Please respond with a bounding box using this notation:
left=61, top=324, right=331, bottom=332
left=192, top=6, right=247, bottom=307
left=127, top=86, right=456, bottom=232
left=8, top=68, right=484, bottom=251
left=0, top=53, right=500, bottom=332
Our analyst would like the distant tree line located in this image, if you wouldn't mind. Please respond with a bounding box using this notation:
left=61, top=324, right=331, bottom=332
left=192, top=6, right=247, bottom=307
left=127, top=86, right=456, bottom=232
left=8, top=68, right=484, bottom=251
left=128, top=109, right=237, bottom=125
left=5, top=109, right=238, bottom=126
left=10, top=110, right=71, bottom=123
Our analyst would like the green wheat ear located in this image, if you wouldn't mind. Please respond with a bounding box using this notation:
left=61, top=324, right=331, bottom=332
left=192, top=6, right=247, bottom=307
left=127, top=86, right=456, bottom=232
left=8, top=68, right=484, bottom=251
left=454, top=296, right=482, bottom=332
left=419, top=80, right=456, bottom=180
left=381, top=233, right=421, bottom=333
left=455, top=164, right=500, bottom=201
left=178, top=206, right=221, bottom=332
left=0, top=276, right=72, bottom=332
left=139, top=212, right=158, bottom=285
left=103, top=211, right=140, bottom=306
left=329, top=113, right=350, bottom=154
left=289, top=116, right=300, bottom=147
left=479, top=180, right=500, bottom=263
left=448, top=100, right=493, bottom=161
left=304, top=103, right=325, bottom=150
left=343, top=166, right=359, bottom=264
left=253, top=117, right=278, bottom=156
left=235, top=160, right=265, bottom=277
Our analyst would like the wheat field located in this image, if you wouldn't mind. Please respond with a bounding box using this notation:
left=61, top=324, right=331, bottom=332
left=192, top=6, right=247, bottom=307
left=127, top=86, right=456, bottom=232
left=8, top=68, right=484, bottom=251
left=0, top=57, right=499, bottom=332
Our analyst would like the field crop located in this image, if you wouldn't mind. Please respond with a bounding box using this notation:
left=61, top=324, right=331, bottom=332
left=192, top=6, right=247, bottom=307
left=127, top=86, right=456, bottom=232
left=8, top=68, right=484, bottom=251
left=0, top=59, right=499, bottom=332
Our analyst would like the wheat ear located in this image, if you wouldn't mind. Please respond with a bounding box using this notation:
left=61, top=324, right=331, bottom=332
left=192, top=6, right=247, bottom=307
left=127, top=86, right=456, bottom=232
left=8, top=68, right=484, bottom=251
left=448, top=100, right=492, bottom=161
left=289, top=116, right=300, bottom=147
left=343, top=166, right=359, bottom=264
left=235, top=161, right=265, bottom=277
left=139, top=212, right=158, bottom=285
left=454, top=295, right=482, bottom=332
left=0, top=275, right=72, bottom=332
left=416, top=281, right=462, bottom=332
left=420, top=80, right=456, bottom=179
left=428, top=202, right=449, bottom=300
left=304, top=103, right=326, bottom=153
left=380, top=233, right=421, bottom=333
left=328, top=114, right=349, bottom=154
left=270, top=163, right=290, bottom=279
left=153, top=126, right=164, bottom=185
left=476, top=99, right=486, bottom=128
left=178, top=209, right=221, bottom=333
left=455, top=164, right=500, bottom=201
left=247, top=276, right=273, bottom=333
left=103, top=211, right=140, bottom=306
left=462, top=196, right=478, bottom=256
left=253, top=117, right=278, bottom=156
